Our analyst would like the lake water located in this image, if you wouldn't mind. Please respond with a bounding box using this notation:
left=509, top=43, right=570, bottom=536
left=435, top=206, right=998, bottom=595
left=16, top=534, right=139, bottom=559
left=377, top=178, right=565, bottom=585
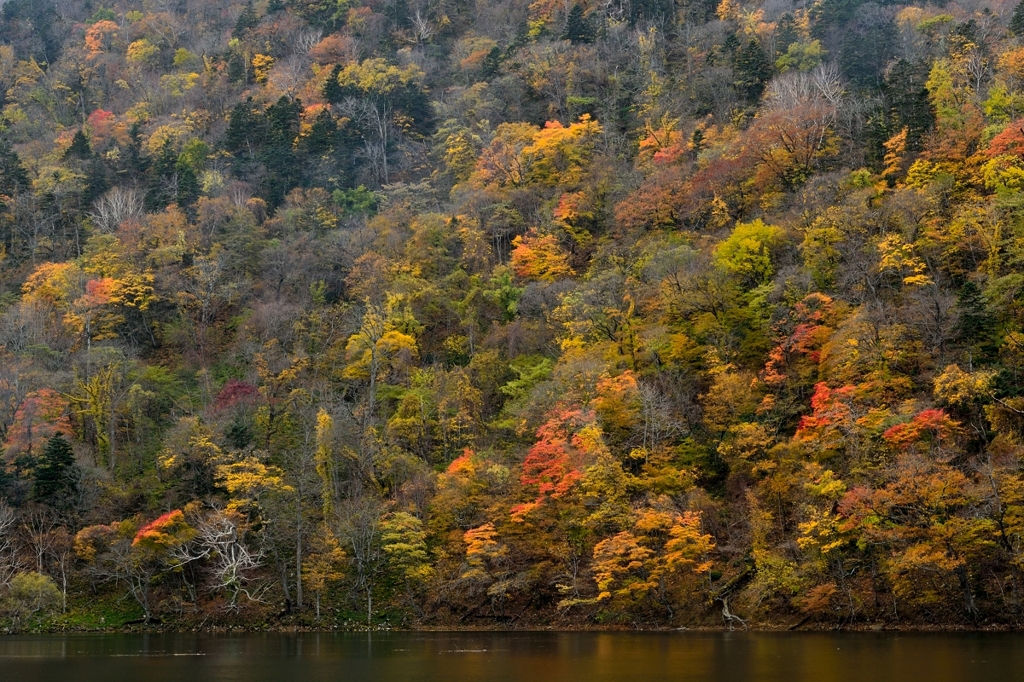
left=0, top=630, right=1018, bottom=682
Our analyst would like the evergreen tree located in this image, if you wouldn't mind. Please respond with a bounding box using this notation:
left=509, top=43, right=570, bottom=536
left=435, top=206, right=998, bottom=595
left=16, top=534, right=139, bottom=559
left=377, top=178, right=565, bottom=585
left=232, top=1, right=258, bottom=39
left=175, top=159, right=200, bottom=209
left=225, top=100, right=268, bottom=158
left=712, top=32, right=737, bottom=66
left=1013, top=0, right=1024, bottom=37
left=885, top=59, right=936, bottom=152
left=0, top=140, right=29, bottom=199
left=322, top=65, right=344, bottom=103
left=227, top=52, right=247, bottom=84
left=64, top=130, right=92, bottom=160
left=83, top=156, right=109, bottom=206
left=561, top=4, right=594, bottom=44
left=388, top=0, right=411, bottom=30
left=481, top=46, right=503, bottom=79
left=117, top=121, right=150, bottom=182
left=145, top=140, right=179, bottom=212
left=33, top=433, right=78, bottom=509
left=261, top=96, right=303, bottom=207
left=734, top=39, right=773, bottom=102
left=775, top=13, right=798, bottom=57
left=301, top=109, right=338, bottom=157
left=955, top=281, right=998, bottom=365
left=863, top=111, right=890, bottom=173
left=839, top=14, right=897, bottom=88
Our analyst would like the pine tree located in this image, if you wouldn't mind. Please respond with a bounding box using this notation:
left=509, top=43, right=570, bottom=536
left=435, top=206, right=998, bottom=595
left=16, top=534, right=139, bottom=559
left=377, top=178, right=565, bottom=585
left=322, top=65, right=344, bottom=103
left=122, top=122, right=149, bottom=181
left=83, top=156, right=109, bottom=206
left=145, top=140, right=179, bottom=212
left=232, top=1, right=258, bottom=39
left=0, top=140, right=29, bottom=199
left=227, top=52, right=247, bottom=84
left=261, top=96, right=303, bottom=207
left=225, top=100, right=267, bottom=158
left=64, top=130, right=92, bottom=160
left=301, top=109, right=338, bottom=156
left=1011, top=0, right=1024, bottom=36
left=775, top=13, right=798, bottom=57
left=481, top=46, right=503, bottom=79
left=561, top=4, right=594, bottom=44
left=955, top=281, right=998, bottom=365
left=885, top=59, right=936, bottom=152
left=33, top=433, right=77, bottom=508
left=734, top=39, right=773, bottom=102
left=175, top=159, right=200, bottom=209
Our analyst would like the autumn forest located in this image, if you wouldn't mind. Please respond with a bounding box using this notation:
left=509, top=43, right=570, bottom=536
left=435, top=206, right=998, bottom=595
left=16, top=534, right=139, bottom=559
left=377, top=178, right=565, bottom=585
left=1, top=0, right=1024, bottom=632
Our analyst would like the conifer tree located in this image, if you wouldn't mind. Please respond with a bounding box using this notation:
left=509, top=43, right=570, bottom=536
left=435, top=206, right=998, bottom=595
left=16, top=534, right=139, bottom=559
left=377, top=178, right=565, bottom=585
left=145, top=140, right=179, bottom=212
left=33, top=433, right=78, bottom=509
left=562, top=4, right=594, bottom=44
left=482, top=46, right=503, bottom=79
left=1011, top=0, right=1024, bottom=36
left=734, top=39, right=773, bottom=102
left=0, top=140, right=29, bottom=199
left=64, top=130, right=92, bottom=160
left=83, top=157, right=109, bottom=206
left=885, top=59, right=936, bottom=152
left=322, top=65, right=344, bottom=103
left=955, top=281, right=998, bottom=364
left=175, top=159, right=200, bottom=209
left=775, top=13, right=798, bottom=57
left=233, top=1, right=258, bottom=39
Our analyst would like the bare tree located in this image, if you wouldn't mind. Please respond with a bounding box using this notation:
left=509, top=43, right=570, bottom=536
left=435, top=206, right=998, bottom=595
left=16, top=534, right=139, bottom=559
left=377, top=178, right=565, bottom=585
left=335, top=493, right=385, bottom=625
left=296, top=29, right=324, bottom=55
left=90, top=187, right=143, bottom=234
left=176, top=510, right=266, bottom=609
left=0, top=502, right=21, bottom=587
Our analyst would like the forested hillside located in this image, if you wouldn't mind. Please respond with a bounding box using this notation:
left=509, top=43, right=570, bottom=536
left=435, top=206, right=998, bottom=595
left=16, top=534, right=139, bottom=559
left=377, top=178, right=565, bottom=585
left=0, top=0, right=1023, bottom=631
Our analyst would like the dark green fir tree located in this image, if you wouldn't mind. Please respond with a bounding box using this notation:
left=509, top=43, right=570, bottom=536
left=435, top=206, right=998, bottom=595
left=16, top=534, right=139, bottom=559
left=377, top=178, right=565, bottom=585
left=734, top=39, right=773, bottom=102
left=561, top=4, right=594, bottom=44
left=33, top=433, right=78, bottom=509
left=1011, top=0, right=1024, bottom=36
left=232, top=1, right=258, bottom=39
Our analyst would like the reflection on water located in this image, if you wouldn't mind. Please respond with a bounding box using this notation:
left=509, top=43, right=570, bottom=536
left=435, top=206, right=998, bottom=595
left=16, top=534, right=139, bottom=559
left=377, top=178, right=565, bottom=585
left=0, top=630, right=1016, bottom=682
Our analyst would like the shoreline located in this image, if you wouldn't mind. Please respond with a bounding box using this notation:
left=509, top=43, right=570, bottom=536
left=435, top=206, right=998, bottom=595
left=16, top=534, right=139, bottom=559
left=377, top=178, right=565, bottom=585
left=6, top=622, right=1024, bottom=635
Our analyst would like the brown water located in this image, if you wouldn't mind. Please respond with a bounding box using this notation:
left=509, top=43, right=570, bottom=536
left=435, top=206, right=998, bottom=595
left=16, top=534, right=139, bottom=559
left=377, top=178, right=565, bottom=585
left=0, top=630, right=1018, bottom=681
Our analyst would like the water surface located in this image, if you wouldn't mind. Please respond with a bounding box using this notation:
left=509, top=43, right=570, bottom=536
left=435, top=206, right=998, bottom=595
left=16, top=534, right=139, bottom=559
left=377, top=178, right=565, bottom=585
left=0, top=630, right=1016, bottom=682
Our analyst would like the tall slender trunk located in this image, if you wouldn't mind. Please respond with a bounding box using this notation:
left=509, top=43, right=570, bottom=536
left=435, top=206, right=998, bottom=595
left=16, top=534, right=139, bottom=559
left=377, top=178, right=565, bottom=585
left=295, top=508, right=303, bottom=610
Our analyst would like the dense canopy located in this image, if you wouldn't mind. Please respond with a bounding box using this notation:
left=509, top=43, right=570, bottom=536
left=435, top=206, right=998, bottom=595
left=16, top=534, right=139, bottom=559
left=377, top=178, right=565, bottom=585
left=0, top=0, right=1023, bottom=631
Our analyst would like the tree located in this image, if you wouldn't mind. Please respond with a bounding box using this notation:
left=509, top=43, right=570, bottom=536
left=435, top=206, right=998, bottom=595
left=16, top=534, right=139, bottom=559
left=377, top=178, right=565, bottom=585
left=0, top=140, right=29, bottom=202
left=561, top=4, right=594, bottom=44
left=233, top=1, right=259, bottom=39
left=4, top=390, right=72, bottom=463
left=2, top=572, right=61, bottom=630
left=177, top=510, right=265, bottom=609
left=734, top=39, right=773, bottom=102
left=591, top=509, right=713, bottom=617
left=32, top=433, right=78, bottom=510
left=381, top=512, right=432, bottom=584
left=713, top=219, right=787, bottom=288
left=75, top=512, right=195, bottom=623
left=1011, top=0, right=1024, bottom=36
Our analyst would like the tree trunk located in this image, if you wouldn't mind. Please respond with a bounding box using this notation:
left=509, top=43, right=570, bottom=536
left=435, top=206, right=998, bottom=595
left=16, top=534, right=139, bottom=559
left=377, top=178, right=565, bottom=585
left=295, top=515, right=303, bottom=610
